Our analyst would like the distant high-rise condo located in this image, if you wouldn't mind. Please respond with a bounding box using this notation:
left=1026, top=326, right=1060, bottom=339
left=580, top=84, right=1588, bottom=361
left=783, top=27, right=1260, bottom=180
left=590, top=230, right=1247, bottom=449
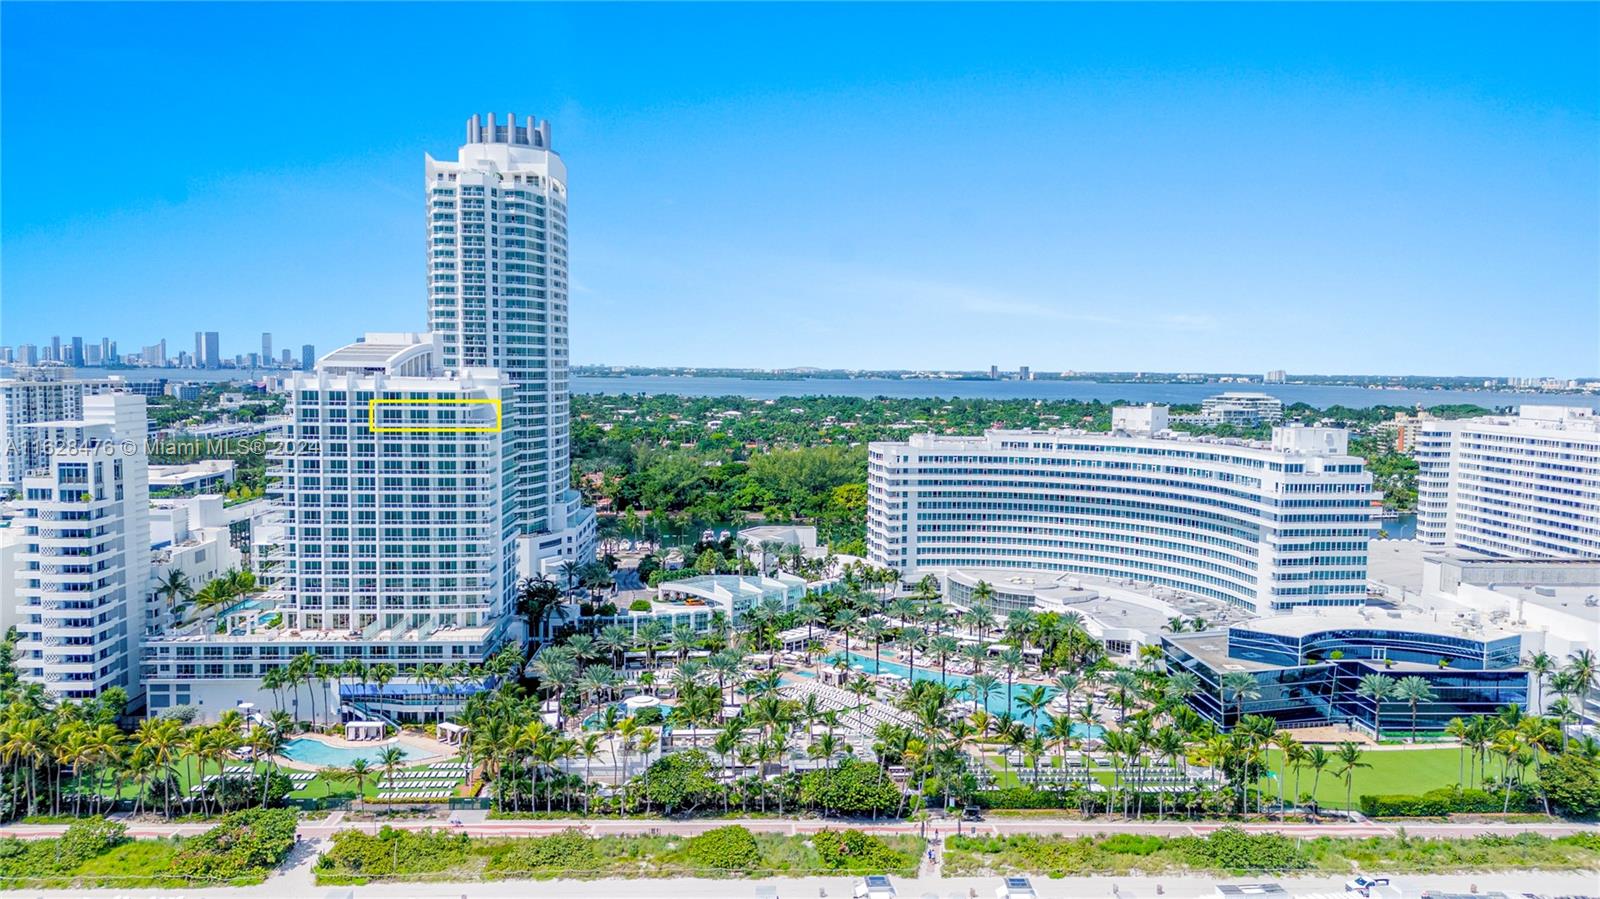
left=194, top=331, right=220, bottom=368
left=1417, top=406, right=1600, bottom=559
left=1265, top=370, right=1287, bottom=384
left=69, top=337, right=84, bottom=367
left=1018, top=366, right=1031, bottom=381
left=49, top=337, right=61, bottom=363
left=300, top=344, right=315, bottom=371
left=16, top=345, right=38, bottom=366
left=425, top=113, right=595, bottom=573
left=0, top=368, right=87, bottom=488
left=261, top=332, right=272, bottom=363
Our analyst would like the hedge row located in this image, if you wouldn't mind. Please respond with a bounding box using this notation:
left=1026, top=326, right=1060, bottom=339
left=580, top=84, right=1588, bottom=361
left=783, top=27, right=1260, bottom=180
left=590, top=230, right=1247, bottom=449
left=1359, top=786, right=1536, bottom=818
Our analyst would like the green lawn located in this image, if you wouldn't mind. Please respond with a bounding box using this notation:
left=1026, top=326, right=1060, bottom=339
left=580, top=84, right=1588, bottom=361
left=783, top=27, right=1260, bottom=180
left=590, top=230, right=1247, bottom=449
left=1261, top=746, right=1474, bottom=808
left=985, top=747, right=1480, bottom=812
left=71, top=756, right=466, bottom=804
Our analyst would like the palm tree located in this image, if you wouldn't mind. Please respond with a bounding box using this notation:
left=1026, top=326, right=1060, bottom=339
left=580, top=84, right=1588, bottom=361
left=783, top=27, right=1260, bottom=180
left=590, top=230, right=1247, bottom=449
left=1018, top=685, right=1051, bottom=730
left=1306, top=746, right=1331, bottom=808
left=154, top=568, right=195, bottom=613
left=968, top=673, right=999, bottom=716
left=1393, top=676, right=1437, bottom=742
left=1334, top=741, right=1369, bottom=813
left=833, top=608, right=860, bottom=656
left=1563, top=649, right=1597, bottom=709
left=1524, top=651, right=1556, bottom=713
left=1108, top=668, right=1141, bottom=723
left=971, top=581, right=994, bottom=615
left=317, top=765, right=345, bottom=802
left=1445, top=717, right=1470, bottom=785
left=1220, top=672, right=1261, bottom=728
left=929, top=634, right=959, bottom=685
left=377, top=745, right=406, bottom=796
left=1357, top=674, right=1397, bottom=741
left=599, top=624, right=632, bottom=671
left=997, top=646, right=1025, bottom=712
left=1270, top=730, right=1300, bottom=814
left=346, top=758, right=373, bottom=811
left=577, top=733, right=603, bottom=813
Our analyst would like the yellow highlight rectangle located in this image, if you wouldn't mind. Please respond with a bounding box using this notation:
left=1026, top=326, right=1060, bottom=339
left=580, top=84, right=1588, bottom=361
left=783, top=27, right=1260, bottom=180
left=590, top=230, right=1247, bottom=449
left=368, top=398, right=502, bottom=433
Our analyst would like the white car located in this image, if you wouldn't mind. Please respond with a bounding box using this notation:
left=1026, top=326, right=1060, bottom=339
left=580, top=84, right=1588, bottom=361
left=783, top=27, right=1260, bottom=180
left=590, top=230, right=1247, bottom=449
left=1345, top=874, right=1391, bottom=895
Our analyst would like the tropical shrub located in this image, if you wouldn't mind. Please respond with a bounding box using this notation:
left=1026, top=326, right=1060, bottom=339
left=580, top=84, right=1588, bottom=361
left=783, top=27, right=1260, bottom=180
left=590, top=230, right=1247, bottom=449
left=485, top=829, right=600, bottom=876
left=314, top=826, right=472, bottom=883
left=812, top=829, right=917, bottom=874
left=641, top=750, right=719, bottom=814
left=629, top=599, right=653, bottom=612
left=171, top=807, right=298, bottom=883
left=683, top=825, right=761, bottom=873
left=799, top=759, right=900, bottom=815
left=1543, top=752, right=1600, bottom=819
left=55, top=818, right=128, bottom=868
left=1175, top=827, right=1304, bottom=872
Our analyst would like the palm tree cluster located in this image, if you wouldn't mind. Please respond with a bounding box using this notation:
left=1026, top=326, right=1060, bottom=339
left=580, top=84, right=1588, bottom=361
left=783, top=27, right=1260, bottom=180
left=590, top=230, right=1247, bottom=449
left=1445, top=704, right=1596, bottom=814
left=256, top=648, right=523, bottom=725
left=153, top=567, right=258, bottom=615
left=0, top=682, right=294, bottom=821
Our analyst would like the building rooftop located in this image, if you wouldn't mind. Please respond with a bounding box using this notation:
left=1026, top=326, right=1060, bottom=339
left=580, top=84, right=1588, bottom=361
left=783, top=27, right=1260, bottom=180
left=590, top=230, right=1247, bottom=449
left=1238, top=610, right=1520, bottom=642
left=317, top=333, right=439, bottom=376
left=942, top=567, right=1253, bottom=632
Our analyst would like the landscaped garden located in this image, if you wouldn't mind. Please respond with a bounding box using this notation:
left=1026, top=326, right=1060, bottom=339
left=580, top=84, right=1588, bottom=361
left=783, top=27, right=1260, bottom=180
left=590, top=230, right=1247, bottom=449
left=312, top=825, right=924, bottom=884
left=941, top=828, right=1600, bottom=877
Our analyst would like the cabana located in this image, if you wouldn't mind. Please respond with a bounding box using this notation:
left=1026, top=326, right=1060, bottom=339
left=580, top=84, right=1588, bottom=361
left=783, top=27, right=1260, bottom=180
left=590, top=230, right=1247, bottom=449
left=344, top=720, right=385, bottom=742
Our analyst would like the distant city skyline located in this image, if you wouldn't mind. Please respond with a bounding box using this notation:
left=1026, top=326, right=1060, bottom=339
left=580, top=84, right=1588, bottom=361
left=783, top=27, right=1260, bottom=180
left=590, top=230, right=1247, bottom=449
left=2, top=3, right=1595, bottom=376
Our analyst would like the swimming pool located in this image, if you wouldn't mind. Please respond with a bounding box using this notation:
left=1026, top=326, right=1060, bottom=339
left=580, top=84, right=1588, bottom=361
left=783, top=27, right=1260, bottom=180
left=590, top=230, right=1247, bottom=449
left=825, top=652, right=1104, bottom=737
left=279, top=737, right=430, bottom=767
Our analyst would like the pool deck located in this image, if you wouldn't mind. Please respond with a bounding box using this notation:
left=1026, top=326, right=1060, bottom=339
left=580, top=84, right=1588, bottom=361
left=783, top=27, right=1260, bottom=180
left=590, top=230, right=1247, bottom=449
left=272, top=731, right=457, bottom=771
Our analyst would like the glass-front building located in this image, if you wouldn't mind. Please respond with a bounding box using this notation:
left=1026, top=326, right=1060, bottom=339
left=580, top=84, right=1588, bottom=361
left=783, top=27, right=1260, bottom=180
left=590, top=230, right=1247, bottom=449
left=1163, top=617, right=1528, bottom=734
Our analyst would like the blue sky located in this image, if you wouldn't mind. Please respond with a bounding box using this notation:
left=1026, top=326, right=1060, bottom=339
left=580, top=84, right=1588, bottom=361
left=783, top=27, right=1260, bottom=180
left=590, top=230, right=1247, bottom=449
left=3, top=3, right=1596, bottom=376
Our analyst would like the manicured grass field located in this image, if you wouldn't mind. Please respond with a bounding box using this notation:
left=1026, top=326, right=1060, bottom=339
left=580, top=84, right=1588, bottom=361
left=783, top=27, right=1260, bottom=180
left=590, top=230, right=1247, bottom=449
left=70, top=755, right=467, bottom=805
left=1260, top=746, right=1475, bottom=808
left=986, top=747, right=1480, bottom=811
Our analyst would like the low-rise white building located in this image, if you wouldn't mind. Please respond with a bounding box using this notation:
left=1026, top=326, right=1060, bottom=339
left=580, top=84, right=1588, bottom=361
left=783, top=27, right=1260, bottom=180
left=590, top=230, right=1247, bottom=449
left=149, top=459, right=236, bottom=494
left=941, top=567, right=1246, bottom=659
left=1174, top=392, right=1285, bottom=427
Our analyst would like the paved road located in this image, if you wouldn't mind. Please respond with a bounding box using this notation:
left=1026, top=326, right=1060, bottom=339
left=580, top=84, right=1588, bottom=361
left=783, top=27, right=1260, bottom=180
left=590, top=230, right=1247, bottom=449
left=3, top=814, right=1596, bottom=841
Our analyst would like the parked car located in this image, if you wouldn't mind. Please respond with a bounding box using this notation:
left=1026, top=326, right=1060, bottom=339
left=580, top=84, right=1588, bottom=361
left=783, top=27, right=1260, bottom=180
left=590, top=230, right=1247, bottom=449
left=1346, top=874, right=1392, bottom=896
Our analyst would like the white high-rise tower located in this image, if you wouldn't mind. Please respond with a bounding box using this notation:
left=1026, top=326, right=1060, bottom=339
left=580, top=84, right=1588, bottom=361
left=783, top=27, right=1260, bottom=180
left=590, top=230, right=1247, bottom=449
left=426, top=114, right=594, bottom=575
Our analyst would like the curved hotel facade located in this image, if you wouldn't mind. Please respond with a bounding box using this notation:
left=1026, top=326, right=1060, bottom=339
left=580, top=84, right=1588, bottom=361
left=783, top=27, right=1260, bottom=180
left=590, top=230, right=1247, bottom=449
left=867, top=405, right=1376, bottom=614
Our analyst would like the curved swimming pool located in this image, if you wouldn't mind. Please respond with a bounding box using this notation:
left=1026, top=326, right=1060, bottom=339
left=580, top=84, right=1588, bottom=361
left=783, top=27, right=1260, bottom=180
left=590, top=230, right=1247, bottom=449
left=279, top=737, right=432, bottom=767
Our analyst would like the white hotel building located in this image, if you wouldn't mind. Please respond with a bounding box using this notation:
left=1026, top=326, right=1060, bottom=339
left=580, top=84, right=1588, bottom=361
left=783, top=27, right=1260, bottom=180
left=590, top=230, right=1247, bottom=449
left=426, top=113, right=594, bottom=574
left=868, top=405, right=1376, bottom=614
left=140, top=334, right=518, bottom=719
left=13, top=393, right=150, bottom=700
left=1416, top=405, right=1600, bottom=559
